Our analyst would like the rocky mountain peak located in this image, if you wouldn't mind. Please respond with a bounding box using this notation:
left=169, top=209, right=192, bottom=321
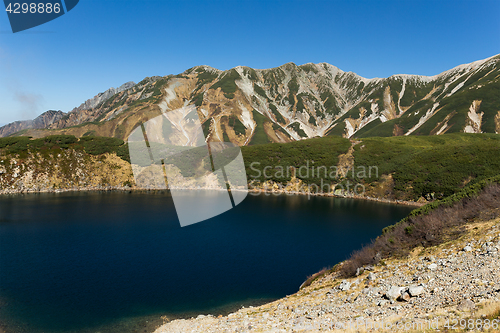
left=2, top=54, right=499, bottom=141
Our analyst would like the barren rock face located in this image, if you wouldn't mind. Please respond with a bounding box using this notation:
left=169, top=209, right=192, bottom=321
left=0, top=110, right=65, bottom=137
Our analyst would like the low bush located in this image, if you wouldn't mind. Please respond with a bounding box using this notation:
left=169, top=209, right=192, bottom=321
left=339, top=176, right=500, bottom=277
left=0, top=135, right=130, bottom=162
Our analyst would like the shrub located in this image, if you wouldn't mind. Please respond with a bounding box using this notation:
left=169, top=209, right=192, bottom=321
left=300, top=267, right=329, bottom=289
left=80, top=136, right=125, bottom=156
left=339, top=177, right=500, bottom=277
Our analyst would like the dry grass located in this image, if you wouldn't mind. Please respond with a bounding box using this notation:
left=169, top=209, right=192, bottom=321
left=300, top=267, right=330, bottom=289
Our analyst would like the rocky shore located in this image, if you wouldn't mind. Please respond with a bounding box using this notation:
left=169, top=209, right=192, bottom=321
left=247, top=188, right=424, bottom=207
left=0, top=149, right=426, bottom=208
left=153, top=218, right=500, bottom=333
left=0, top=175, right=424, bottom=209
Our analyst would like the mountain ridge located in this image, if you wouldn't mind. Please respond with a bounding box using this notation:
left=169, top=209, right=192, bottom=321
left=1, top=54, right=499, bottom=142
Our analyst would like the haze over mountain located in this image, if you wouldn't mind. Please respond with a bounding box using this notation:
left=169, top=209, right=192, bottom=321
left=1, top=54, right=499, bottom=143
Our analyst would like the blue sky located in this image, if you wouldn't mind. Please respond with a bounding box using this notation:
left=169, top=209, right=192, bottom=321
left=0, top=0, right=499, bottom=125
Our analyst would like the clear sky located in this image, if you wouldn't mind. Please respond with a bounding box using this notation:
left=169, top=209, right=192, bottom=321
left=0, top=0, right=499, bottom=125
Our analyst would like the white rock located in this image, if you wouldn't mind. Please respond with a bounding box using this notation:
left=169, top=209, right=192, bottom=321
left=339, top=280, right=351, bottom=291
left=457, top=299, right=476, bottom=311
left=408, top=285, right=425, bottom=297
left=428, top=263, right=438, bottom=270
left=386, top=286, right=404, bottom=301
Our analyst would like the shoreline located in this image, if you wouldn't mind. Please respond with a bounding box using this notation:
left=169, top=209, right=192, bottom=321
left=246, top=188, right=424, bottom=207
left=0, top=186, right=425, bottom=207
left=153, top=218, right=500, bottom=333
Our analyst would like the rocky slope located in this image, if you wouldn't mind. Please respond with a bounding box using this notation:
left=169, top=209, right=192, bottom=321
left=0, top=110, right=65, bottom=137
left=0, top=150, right=134, bottom=194
left=0, top=82, right=135, bottom=138
left=152, top=218, right=500, bottom=333
left=2, top=55, right=499, bottom=142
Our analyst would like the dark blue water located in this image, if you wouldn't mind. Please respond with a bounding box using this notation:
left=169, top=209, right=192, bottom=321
left=0, top=191, right=414, bottom=333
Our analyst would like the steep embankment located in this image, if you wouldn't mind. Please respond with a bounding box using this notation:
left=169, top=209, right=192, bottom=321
left=0, top=135, right=133, bottom=194
left=0, top=150, right=133, bottom=194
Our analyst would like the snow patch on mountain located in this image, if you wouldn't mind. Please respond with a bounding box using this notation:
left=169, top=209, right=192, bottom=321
left=406, top=103, right=440, bottom=136
left=464, top=100, right=483, bottom=133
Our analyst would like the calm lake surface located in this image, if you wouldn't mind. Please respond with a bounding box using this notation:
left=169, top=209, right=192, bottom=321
left=0, top=191, right=414, bottom=333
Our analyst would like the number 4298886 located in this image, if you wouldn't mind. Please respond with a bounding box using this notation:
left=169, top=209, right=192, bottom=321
left=5, top=2, right=61, bottom=14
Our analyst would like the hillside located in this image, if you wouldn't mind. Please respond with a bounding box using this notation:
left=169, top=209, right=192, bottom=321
left=242, top=133, right=500, bottom=202
left=1, top=55, right=499, bottom=142
left=0, top=135, right=133, bottom=193
left=1, top=133, right=499, bottom=206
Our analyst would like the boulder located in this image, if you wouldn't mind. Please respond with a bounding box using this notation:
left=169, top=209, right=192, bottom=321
left=339, top=280, right=351, bottom=291
left=408, top=285, right=425, bottom=297
left=385, top=286, right=404, bottom=301
left=457, top=299, right=476, bottom=311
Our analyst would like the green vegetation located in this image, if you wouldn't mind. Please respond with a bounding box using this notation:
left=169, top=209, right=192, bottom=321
left=242, top=67, right=258, bottom=81
left=295, top=96, right=305, bottom=112
left=79, top=136, right=129, bottom=160
left=227, top=115, right=246, bottom=136
left=193, top=92, right=204, bottom=107
left=326, top=121, right=346, bottom=137
left=248, top=110, right=272, bottom=145
left=136, top=78, right=169, bottom=104
left=201, top=118, right=212, bottom=138
left=308, top=115, right=317, bottom=126
left=299, top=63, right=319, bottom=74
left=399, top=80, right=435, bottom=107
left=417, top=79, right=500, bottom=135
left=352, top=119, right=382, bottom=137
left=253, top=84, right=267, bottom=98
left=396, top=173, right=500, bottom=227
left=241, top=136, right=351, bottom=185
left=287, top=122, right=308, bottom=138
left=241, top=133, right=500, bottom=203
left=352, top=133, right=500, bottom=200
left=0, top=135, right=130, bottom=162
left=196, top=67, right=219, bottom=87
left=220, top=124, right=231, bottom=142
left=269, top=104, right=285, bottom=124
left=210, top=69, right=240, bottom=99
left=262, top=68, right=287, bottom=97
left=354, top=99, right=435, bottom=138
left=287, top=77, right=299, bottom=106
left=0, top=135, right=78, bottom=154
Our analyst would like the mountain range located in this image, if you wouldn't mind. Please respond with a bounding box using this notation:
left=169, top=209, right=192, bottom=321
left=1, top=54, right=499, bottom=143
